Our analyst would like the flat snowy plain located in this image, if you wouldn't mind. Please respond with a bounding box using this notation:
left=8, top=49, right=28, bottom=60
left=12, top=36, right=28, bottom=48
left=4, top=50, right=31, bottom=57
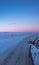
left=0, top=32, right=39, bottom=65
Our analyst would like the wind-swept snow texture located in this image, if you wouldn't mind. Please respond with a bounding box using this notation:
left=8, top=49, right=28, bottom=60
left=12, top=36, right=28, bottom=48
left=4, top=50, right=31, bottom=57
left=0, top=32, right=39, bottom=65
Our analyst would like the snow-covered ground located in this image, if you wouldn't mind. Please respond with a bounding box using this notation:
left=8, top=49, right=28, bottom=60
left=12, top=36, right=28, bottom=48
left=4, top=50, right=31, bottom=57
left=0, top=32, right=34, bottom=53
left=0, top=32, right=39, bottom=65
left=31, top=45, right=39, bottom=65
left=0, top=33, right=25, bottom=62
left=27, top=33, right=39, bottom=65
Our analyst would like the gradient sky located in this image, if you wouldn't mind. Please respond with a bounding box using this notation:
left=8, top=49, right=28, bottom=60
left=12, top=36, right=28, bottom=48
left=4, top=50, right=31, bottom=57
left=0, top=0, right=39, bottom=32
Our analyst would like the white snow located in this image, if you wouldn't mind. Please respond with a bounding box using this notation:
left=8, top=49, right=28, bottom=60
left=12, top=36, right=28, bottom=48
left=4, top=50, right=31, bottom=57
left=0, top=32, right=39, bottom=65
left=31, top=45, right=39, bottom=65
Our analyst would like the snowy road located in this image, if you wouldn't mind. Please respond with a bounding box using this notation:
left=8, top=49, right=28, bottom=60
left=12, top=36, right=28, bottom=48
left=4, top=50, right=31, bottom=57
left=0, top=37, right=33, bottom=65
left=0, top=33, right=39, bottom=65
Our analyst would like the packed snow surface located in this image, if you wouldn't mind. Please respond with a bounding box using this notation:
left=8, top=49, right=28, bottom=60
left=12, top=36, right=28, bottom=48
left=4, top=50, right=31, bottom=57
left=0, top=32, right=39, bottom=65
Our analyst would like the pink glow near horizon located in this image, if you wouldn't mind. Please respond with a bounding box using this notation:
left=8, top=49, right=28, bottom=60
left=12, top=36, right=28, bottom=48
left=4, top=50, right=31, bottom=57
left=0, top=28, right=39, bottom=32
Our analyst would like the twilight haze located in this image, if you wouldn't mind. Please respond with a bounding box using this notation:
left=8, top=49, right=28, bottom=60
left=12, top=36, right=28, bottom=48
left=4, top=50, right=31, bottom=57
left=0, top=0, right=39, bottom=32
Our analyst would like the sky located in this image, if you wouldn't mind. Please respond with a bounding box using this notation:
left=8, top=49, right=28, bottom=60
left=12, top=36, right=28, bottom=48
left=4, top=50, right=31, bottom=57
left=0, top=0, right=39, bottom=32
